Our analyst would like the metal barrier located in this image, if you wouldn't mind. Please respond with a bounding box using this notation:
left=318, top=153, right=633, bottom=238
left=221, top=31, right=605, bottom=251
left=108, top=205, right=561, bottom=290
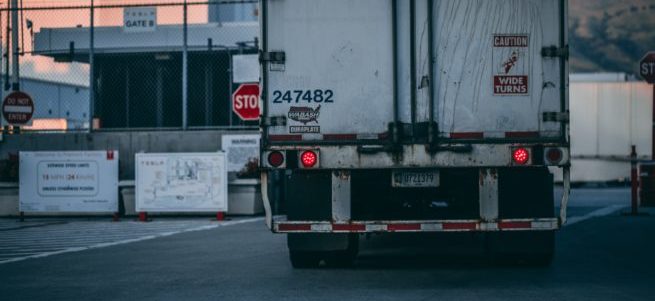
left=0, top=0, right=259, bottom=132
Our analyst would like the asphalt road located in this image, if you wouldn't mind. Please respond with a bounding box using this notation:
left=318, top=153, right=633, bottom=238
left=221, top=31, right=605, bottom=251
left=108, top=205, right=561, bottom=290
left=1, top=188, right=654, bottom=301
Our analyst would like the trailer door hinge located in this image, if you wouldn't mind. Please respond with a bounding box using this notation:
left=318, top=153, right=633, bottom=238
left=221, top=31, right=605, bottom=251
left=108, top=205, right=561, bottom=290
left=541, top=45, right=569, bottom=59
left=262, top=116, right=287, bottom=127
left=259, top=51, right=286, bottom=64
left=543, top=112, right=569, bottom=123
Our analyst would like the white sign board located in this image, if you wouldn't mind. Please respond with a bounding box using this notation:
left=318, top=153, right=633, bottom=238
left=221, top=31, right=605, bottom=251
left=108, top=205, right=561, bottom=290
left=221, top=134, right=260, bottom=173
left=136, top=153, right=227, bottom=212
left=19, top=151, right=119, bottom=213
left=123, top=7, right=157, bottom=33
left=232, top=54, right=259, bottom=84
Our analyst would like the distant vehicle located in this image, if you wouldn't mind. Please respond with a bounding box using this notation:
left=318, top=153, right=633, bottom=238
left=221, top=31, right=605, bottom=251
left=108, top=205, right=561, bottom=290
left=259, top=0, right=571, bottom=268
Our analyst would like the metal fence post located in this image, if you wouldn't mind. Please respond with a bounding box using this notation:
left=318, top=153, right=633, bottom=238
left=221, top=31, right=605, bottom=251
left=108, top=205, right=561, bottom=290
left=10, top=0, right=19, bottom=92
left=228, top=47, right=233, bottom=126
left=182, top=0, right=188, bottom=129
left=89, top=0, right=95, bottom=132
left=631, top=145, right=639, bottom=215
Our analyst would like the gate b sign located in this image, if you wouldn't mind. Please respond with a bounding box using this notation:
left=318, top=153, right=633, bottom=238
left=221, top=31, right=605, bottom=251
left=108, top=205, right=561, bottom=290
left=640, top=52, right=655, bottom=84
left=232, top=83, right=260, bottom=121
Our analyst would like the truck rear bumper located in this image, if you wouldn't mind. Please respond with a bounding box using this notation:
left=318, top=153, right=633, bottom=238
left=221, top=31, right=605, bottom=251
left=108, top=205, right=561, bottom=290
left=272, top=216, right=559, bottom=233
left=262, top=144, right=569, bottom=169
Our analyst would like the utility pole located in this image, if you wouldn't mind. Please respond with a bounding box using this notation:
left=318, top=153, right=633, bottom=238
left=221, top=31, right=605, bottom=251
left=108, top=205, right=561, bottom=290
left=89, top=0, right=95, bottom=131
left=182, top=0, right=188, bottom=129
left=10, top=0, right=19, bottom=91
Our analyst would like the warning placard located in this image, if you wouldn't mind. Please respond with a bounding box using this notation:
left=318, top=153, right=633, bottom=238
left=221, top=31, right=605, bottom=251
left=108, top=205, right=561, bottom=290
left=492, top=34, right=530, bottom=96
left=19, top=151, right=119, bottom=213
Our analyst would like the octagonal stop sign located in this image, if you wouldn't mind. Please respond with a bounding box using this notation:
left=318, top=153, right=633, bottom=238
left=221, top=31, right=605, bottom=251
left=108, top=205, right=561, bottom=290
left=232, top=83, right=260, bottom=121
left=640, top=52, right=655, bottom=84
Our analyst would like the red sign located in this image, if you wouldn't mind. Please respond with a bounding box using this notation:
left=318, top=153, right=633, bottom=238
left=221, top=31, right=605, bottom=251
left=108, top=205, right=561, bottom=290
left=492, top=34, right=530, bottom=96
left=232, top=83, right=260, bottom=121
left=640, top=52, right=655, bottom=84
left=494, top=76, right=529, bottom=95
left=2, top=91, right=34, bottom=125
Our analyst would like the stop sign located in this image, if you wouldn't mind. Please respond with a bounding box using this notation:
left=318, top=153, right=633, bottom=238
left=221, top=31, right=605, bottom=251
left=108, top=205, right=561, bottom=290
left=232, top=83, right=260, bottom=121
left=640, top=52, right=655, bottom=84
left=2, top=91, right=34, bottom=125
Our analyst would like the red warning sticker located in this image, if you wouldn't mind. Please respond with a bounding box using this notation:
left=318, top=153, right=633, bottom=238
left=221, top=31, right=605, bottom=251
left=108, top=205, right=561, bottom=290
left=492, top=34, right=529, bottom=96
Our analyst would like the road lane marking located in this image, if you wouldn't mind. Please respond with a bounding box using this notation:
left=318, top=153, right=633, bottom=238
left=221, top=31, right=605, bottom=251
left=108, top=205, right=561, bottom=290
left=565, top=205, right=626, bottom=226
left=0, top=217, right=264, bottom=265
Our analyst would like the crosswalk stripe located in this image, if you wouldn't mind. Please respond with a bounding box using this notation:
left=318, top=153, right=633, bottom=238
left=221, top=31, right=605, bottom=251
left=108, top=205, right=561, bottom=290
left=0, top=217, right=264, bottom=265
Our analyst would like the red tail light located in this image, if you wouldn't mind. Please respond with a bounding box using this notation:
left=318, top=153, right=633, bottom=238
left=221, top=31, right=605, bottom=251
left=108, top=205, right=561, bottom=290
left=300, top=150, right=318, bottom=168
left=512, top=148, right=530, bottom=165
left=267, top=151, right=284, bottom=167
left=545, top=148, right=563, bottom=164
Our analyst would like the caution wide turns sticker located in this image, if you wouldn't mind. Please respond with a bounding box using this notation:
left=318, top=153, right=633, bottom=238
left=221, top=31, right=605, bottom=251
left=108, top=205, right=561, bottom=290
left=492, top=34, right=530, bottom=96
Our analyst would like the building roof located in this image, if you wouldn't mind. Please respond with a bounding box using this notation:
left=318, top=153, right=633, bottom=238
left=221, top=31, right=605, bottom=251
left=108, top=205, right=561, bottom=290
left=570, top=73, right=640, bottom=83
left=1, top=73, right=89, bottom=89
left=33, top=22, right=259, bottom=63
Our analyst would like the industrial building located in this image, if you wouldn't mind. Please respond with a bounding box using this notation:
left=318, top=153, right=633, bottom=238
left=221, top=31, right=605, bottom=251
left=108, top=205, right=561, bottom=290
left=1, top=76, right=89, bottom=130
left=31, top=3, right=258, bottom=129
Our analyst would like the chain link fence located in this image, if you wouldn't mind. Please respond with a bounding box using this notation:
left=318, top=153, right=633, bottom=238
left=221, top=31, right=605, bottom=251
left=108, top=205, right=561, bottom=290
left=0, top=0, right=259, bottom=133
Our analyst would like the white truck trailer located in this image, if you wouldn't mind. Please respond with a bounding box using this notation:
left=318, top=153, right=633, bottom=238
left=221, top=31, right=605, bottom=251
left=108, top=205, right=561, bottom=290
left=259, top=0, right=571, bottom=267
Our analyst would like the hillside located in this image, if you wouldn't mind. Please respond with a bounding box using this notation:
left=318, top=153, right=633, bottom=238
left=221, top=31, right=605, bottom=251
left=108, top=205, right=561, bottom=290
left=569, top=0, right=655, bottom=74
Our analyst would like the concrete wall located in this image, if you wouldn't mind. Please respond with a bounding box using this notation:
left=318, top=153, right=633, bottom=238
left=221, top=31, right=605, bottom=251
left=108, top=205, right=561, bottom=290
left=552, top=81, right=653, bottom=183
left=0, top=129, right=258, bottom=180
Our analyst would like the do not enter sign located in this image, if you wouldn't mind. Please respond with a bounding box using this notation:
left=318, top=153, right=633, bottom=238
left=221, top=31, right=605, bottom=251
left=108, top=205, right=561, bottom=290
left=232, top=83, right=260, bottom=121
left=3, top=91, right=34, bottom=125
left=640, top=52, right=655, bottom=84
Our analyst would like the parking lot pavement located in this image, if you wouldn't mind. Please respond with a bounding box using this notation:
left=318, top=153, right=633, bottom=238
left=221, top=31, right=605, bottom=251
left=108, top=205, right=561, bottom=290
left=1, top=188, right=653, bottom=300
left=0, top=217, right=263, bottom=264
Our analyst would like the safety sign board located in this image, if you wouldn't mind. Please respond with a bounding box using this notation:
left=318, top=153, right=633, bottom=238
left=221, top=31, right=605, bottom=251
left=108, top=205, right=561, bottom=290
left=221, top=134, right=260, bottom=173
left=135, top=153, right=228, bottom=212
left=492, top=34, right=530, bottom=95
left=19, top=151, right=119, bottom=213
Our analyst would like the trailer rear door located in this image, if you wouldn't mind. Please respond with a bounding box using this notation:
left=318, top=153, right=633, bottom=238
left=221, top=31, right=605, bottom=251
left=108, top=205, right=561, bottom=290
left=433, top=0, right=566, bottom=140
left=262, top=0, right=395, bottom=142
left=261, top=0, right=567, bottom=143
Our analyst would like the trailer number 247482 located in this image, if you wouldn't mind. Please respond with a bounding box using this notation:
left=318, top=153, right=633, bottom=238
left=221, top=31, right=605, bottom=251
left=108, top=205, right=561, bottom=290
left=272, top=89, right=334, bottom=104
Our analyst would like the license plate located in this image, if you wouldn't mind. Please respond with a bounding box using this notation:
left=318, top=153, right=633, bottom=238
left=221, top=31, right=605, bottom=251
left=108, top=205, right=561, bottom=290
left=392, top=171, right=440, bottom=188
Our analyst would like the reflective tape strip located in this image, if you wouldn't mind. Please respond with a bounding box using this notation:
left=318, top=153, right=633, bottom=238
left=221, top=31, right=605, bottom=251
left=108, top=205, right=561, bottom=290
left=498, top=221, right=532, bottom=229
left=450, top=132, right=484, bottom=139
left=332, top=224, right=366, bottom=232
left=531, top=220, right=559, bottom=230
left=323, top=134, right=357, bottom=141
left=442, top=222, right=478, bottom=231
left=277, top=223, right=311, bottom=232
left=269, top=135, right=302, bottom=142
left=387, top=223, right=421, bottom=232
left=420, top=223, right=444, bottom=231
left=505, top=131, right=540, bottom=138
left=322, top=133, right=387, bottom=141
left=310, top=224, right=332, bottom=232
left=274, top=218, right=558, bottom=233
left=365, top=224, right=387, bottom=232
